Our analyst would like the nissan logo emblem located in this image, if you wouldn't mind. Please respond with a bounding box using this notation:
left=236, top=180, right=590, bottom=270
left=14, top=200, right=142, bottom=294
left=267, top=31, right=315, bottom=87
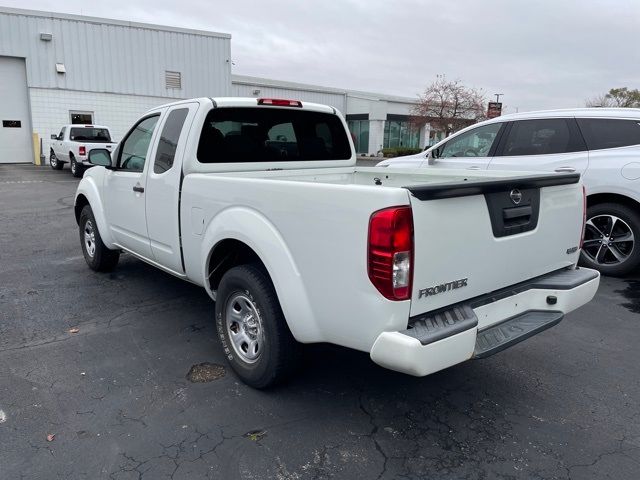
left=510, top=189, right=523, bottom=205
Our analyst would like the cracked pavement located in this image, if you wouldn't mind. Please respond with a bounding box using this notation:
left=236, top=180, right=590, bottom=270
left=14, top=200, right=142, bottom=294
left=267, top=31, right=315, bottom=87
left=1, top=163, right=639, bottom=479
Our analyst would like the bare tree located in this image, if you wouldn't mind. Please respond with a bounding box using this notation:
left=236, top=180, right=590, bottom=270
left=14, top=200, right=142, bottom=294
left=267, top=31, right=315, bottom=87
left=412, top=76, right=486, bottom=136
left=586, top=87, right=640, bottom=108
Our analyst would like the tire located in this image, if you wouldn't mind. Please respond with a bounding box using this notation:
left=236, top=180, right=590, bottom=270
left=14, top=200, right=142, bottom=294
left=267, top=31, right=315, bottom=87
left=70, top=154, right=83, bottom=178
left=79, top=205, right=120, bottom=272
left=49, top=149, right=63, bottom=170
left=215, top=264, right=300, bottom=388
left=580, top=202, right=640, bottom=277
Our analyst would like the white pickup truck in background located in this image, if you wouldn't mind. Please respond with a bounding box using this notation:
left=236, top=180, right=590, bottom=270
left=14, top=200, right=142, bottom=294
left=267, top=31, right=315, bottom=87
left=50, top=124, right=116, bottom=177
left=74, top=97, right=599, bottom=388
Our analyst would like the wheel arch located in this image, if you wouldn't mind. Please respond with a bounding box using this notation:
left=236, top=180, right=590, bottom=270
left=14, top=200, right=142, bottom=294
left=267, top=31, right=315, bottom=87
left=587, top=192, right=640, bottom=212
left=200, top=207, right=320, bottom=343
left=74, top=177, right=116, bottom=247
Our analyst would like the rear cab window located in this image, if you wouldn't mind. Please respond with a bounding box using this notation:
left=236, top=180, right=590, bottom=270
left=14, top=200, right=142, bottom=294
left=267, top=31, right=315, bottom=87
left=576, top=118, right=640, bottom=150
left=197, top=108, right=351, bottom=163
left=70, top=127, right=112, bottom=142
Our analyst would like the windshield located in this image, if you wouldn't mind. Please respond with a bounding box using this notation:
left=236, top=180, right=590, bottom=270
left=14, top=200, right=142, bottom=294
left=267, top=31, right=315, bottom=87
left=69, top=128, right=112, bottom=142
left=197, top=107, right=352, bottom=163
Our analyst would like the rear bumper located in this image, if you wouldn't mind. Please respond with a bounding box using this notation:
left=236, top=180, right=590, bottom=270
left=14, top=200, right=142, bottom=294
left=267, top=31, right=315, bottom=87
left=370, top=267, right=600, bottom=377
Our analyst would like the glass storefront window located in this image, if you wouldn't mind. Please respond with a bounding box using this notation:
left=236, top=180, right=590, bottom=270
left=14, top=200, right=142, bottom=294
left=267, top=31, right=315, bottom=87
left=347, top=120, right=370, bottom=154
left=383, top=119, right=420, bottom=149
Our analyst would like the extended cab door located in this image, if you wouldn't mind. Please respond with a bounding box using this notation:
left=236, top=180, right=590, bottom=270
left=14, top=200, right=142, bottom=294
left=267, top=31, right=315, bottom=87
left=488, top=118, right=588, bottom=174
left=145, top=103, right=198, bottom=273
left=430, top=122, right=505, bottom=170
left=103, top=114, right=161, bottom=258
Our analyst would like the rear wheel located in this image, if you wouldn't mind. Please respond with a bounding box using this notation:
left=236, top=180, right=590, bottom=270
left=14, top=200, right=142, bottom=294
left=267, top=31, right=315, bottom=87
left=580, top=202, right=640, bottom=277
left=215, top=264, right=300, bottom=388
left=70, top=154, right=83, bottom=178
left=79, top=205, right=120, bottom=272
left=49, top=149, right=63, bottom=170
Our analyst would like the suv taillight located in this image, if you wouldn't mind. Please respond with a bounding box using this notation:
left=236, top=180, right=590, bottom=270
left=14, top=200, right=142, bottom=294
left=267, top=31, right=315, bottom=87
left=580, top=185, right=587, bottom=249
left=368, top=206, right=414, bottom=300
left=79, top=146, right=86, bottom=156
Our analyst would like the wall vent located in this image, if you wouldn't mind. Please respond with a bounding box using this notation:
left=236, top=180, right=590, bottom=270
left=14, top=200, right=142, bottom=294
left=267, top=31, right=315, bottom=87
left=165, top=71, right=182, bottom=89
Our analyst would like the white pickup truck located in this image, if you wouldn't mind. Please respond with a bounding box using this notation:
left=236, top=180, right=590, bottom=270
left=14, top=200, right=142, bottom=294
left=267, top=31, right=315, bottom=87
left=74, top=97, right=600, bottom=388
left=50, top=124, right=116, bottom=177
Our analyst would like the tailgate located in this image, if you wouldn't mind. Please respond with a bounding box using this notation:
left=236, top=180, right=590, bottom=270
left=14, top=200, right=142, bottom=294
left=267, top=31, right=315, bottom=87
left=406, top=174, right=583, bottom=317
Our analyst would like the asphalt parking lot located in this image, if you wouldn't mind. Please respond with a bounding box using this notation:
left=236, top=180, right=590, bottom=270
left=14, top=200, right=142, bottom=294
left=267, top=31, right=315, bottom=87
left=1, top=163, right=639, bottom=480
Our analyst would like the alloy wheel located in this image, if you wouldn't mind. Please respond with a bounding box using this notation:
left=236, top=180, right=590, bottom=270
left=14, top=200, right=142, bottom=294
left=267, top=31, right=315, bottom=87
left=582, top=214, right=635, bottom=266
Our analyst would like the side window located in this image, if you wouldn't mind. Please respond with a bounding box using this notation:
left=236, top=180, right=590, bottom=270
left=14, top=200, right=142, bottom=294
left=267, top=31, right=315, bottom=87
left=499, top=118, right=583, bottom=156
left=118, top=115, right=160, bottom=172
left=154, top=108, right=189, bottom=174
left=577, top=118, right=640, bottom=150
left=439, top=123, right=502, bottom=158
left=59, top=127, right=65, bottom=140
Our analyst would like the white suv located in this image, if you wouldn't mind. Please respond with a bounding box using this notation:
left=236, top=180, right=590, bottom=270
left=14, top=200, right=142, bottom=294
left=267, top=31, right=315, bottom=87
left=378, top=108, right=640, bottom=276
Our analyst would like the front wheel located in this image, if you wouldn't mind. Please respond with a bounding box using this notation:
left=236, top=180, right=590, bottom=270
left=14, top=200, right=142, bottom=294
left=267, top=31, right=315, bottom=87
left=215, top=265, right=300, bottom=388
left=50, top=149, right=63, bottom=170
left=79, top=205, right=120, bottom=272
left=580, top=202, right=640, bottom=277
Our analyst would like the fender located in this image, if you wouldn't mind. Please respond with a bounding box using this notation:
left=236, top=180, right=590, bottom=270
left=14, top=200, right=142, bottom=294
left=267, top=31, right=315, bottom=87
left=75, top=171, right=116, bottom=248
left=200, top=206, right=321, bottom=343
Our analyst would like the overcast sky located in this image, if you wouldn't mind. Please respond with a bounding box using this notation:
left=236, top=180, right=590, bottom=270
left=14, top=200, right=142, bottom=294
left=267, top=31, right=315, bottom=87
left=3, top=0, right=639, bottom=113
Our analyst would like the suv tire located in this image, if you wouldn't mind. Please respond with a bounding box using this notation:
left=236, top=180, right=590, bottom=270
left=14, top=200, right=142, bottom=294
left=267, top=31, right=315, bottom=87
left=580, top=202, right=640, bottom=277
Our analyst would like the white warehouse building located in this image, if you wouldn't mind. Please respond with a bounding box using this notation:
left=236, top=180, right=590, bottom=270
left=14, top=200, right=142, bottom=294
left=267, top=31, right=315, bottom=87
left=0, top=7, right=426, bottom=164
left=232, top=75, right=430, bottom=155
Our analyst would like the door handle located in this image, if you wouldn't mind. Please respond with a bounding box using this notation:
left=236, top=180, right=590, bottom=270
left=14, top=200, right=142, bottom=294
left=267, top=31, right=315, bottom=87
left=554, top=166, right=576, bottom=173
left=132, top=185, right=144, bottom=193
left=467, top=166, right=481, bottom=170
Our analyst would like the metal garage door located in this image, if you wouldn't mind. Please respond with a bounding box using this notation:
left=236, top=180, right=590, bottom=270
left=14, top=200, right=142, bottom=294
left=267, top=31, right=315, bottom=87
left=0, top=57, right=33, bottom=164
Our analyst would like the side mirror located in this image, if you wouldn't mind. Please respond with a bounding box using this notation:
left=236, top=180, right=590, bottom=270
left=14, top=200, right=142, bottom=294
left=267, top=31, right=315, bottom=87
left=427, top=148, right=440, bottom=165
left=88, top=148, right=112, bottom=168
left=51, top=134, right=58, bottom=140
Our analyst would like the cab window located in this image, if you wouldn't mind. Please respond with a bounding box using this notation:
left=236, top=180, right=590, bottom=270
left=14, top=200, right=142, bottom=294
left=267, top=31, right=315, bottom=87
left=118, top=115, right=160, bottom=172
left=154, top=108, right=189, bottom=174
left=439, top=123, right=502, bottom=158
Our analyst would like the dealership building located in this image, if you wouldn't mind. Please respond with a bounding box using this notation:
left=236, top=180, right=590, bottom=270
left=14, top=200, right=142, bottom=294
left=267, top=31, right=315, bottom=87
left=0, top=7, right=428, bottom=164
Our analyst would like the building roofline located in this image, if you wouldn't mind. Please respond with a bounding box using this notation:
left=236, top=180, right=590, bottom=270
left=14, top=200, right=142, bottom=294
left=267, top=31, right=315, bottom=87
left=231, top=74, right=418, bottom=105
left=0, top=6, right=232, bottom=39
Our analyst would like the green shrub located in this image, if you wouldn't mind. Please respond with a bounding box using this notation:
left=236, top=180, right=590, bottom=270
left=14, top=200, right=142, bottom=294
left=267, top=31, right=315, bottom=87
left=381, top=147, right=422, bottom=158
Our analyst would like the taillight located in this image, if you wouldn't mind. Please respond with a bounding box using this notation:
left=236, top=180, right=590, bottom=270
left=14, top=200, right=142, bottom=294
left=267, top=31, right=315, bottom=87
left=580, top=185, right=587, bottom=249
left=79, top=146, right=86, bottom=156
left=368, top=206, right=414, bottom=300
left=257, top=98, right=302, bottom=107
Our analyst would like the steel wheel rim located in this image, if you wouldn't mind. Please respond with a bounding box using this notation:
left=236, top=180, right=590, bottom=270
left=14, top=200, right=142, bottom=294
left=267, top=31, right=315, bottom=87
left=84, top=220, right=96, bottom=257
left=225, top=293, right=264, bottom=364
left=582, top=214, right=635, bottom=266
left=71, top=160, right=76, bottom=174
left=50, top=153, right=57, bottom=166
